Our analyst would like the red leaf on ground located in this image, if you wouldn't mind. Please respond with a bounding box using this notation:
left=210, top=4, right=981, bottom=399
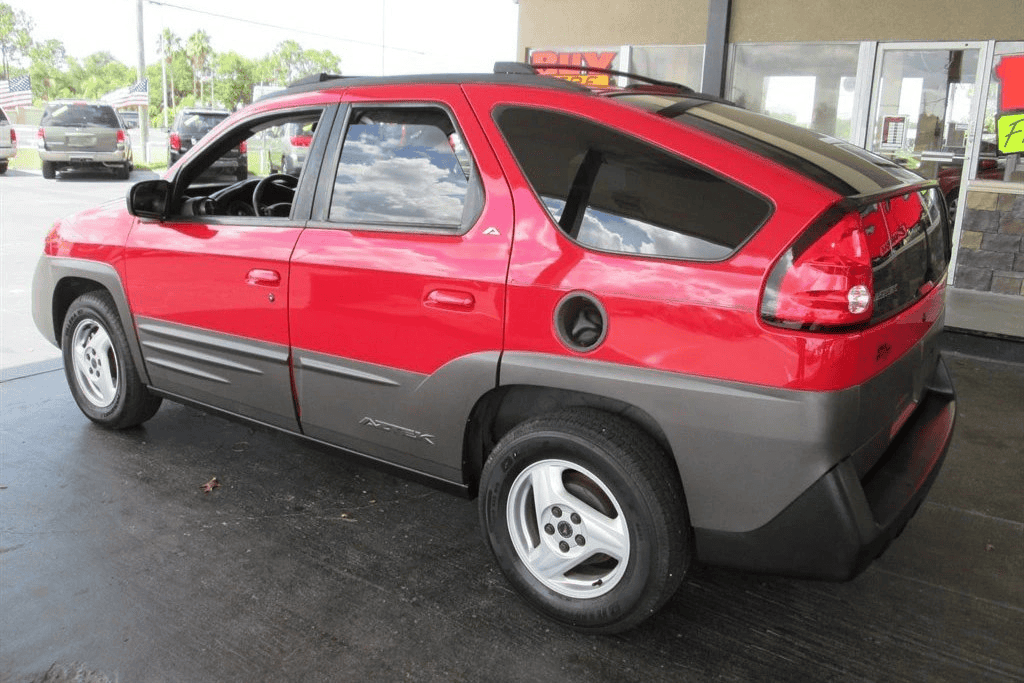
left=200, top=477, right=220, bottom=493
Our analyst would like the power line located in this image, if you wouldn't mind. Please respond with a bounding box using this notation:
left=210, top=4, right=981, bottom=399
left=145, top=0, right=425, bottom=55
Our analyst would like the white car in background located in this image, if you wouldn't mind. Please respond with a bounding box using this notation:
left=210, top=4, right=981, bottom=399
left=0, top=106, right=17, bottom=174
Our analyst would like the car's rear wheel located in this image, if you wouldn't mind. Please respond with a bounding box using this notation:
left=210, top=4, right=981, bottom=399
left=0, top=161, right=8, bottom=174
left=117, top=163, right=130, bottom=180
left=42, top=161, right=56, bottom=179
left=479, top=409, right=690, bottom=633
left=62, top=291, right=162, bottom=429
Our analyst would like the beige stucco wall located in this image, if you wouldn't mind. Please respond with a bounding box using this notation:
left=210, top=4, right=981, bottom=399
left=517, top=0, right=708, bottom=54
left=518, top=0, right=1024, bottom=54
left=730, top=0, right=1024, bottom=42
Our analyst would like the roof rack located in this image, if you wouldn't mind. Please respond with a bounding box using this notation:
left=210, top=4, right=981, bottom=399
left=494, top=61, right=695, bottom=94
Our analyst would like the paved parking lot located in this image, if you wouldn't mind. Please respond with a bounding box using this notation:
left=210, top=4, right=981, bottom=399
left=1, top=173, right=1022, bottom=682
left=1, top=346, right=1021, bottom=682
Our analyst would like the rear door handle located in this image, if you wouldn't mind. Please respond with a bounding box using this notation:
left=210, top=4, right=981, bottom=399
left=424, top=289, right=475, bottom=311
left=246, top=268, right=281, bottom=287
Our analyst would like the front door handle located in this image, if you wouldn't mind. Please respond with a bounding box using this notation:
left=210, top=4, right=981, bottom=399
left=246, top=268, right=281, bottom=287
left=424, top=289, right=475, bottom=311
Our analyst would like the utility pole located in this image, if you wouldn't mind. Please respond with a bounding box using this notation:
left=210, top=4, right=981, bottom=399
left=136, top=0, right=149, bottom=163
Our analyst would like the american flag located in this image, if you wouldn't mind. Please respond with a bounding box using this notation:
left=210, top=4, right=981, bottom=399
left=123, top=78, right=149, bottom=107
left=0, top=75, right=32, bottom=109
left=103, top=79, right=149, bottom=108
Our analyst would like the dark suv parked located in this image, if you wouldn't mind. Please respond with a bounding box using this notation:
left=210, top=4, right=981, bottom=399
left=168, top=108, right=247, bottom=181
left=32, top=64, right=956, bottom=633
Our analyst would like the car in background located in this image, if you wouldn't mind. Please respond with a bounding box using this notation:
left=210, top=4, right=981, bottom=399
left=119, top=110, right=140, bottom=129
left=169, top=108, right=247, bottom=181
left=267, top=120, right=316, bottom=176
left=0, top=106, right=16, bottom=174
left=31, top=63, right=957, bottom=634
left=37, top=100, right=133, bottom=180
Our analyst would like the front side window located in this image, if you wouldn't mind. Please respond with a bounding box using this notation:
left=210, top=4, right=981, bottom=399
left=329, top=107, right=475, bottom=228
left=172, top=108, right=326, bottom=219
left=495, top=106, right=771, bottom=260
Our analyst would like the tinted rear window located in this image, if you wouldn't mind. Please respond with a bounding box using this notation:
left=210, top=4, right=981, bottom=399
left=178, top=112, right=229, bottom=136
left=42, top=103, right=120, bottom=128
left=495, top=106, right=771, bottom=260
left=0, top=108, right=7, bottom=123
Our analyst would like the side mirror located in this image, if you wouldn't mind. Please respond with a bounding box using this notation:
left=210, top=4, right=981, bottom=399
left=127, top=179, right=172, bottom=220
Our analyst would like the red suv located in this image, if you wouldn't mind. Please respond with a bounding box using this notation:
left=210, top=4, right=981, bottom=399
left=32, top=65, right=957, bottom=633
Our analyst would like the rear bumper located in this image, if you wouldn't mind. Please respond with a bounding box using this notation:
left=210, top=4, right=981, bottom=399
left=39, top=150, right=129, bottom=166
left=694, top=356, right=956, bottom=580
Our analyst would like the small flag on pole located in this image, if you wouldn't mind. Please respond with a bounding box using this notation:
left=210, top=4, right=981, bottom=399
left=122, top=78, right=149, bottom=107
left=103, top=79, right=149, bottom=108
left=0, top=75, right=32, bottom=109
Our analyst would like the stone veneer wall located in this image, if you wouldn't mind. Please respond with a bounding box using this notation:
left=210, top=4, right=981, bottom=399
left=954, top=189, right=1024, bottom=295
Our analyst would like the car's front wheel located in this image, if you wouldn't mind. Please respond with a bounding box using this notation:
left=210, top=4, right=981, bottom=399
left=62, top=291, right=162, bottom=429
left=479, top=409, right=691, bottom=633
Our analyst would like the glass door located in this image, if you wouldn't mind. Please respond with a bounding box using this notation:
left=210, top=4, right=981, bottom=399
left=867, top=42, right=988, bottom=216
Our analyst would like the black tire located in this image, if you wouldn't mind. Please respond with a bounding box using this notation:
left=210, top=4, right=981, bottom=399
left=42, top=160, right=56, bottom=179
left=0, top=161, right=8, bottom=174
left=479, top=409, right=691, bottom=633
left=61, top=291, right=162, bottom=429
left=117, top=163, right=130, bottom=180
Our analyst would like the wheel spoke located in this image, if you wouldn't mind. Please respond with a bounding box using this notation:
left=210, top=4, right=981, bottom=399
left=574, top=503, right=629, bottom=562
left=529, top=462, right=568, bottom=516
left=87, top=325, right=112, bottom=356
left=526, top=543, right=583, bottom=581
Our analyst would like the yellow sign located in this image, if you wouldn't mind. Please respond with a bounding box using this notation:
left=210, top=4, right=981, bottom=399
left=996, top=112, right=1024, bottom=154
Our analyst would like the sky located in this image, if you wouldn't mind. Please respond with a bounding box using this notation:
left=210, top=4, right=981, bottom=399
left=7, top=0, right=521, bottom=77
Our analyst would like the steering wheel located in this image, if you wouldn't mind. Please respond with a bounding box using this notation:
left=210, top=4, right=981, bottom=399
left=252, top=173, right=299, bottom=217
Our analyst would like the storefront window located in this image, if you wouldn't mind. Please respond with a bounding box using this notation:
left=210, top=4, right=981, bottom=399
left=728, top=43, right=861, bottom=141
left=978, top=41, right=1024, bottom=183
left=629, top=45, right=705, bottom=91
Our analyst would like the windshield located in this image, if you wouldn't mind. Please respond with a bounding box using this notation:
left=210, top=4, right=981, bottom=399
left=42, top=103, right=120, bottom=128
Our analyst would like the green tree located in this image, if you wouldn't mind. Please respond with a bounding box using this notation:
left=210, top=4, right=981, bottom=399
left=258, top=40, right=341, bottom=87
left=27, top=37, right=64, bottom=100
left=214, top=51, right=255, bottom=110
left=157, top=28, right=180, bottom=113
left=0, top=2, right=32, bottom=79
left=185, top=29, right=212, bottom=102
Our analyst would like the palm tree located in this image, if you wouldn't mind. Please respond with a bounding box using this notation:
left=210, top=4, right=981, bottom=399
left=185, top=30, right=212, bottom=104
left=157, top=28, right=180, bottom=126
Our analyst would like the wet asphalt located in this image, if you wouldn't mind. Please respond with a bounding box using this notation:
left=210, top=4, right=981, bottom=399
left=1, top=339, right=1022, bottom=683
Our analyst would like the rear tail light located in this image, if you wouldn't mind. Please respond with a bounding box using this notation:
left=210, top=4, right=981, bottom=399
left=238, top=141, right=247, bottom=154
left=289, top=135, right=312, bottom=147
left=116, top=130, right=126, bottom=144
left=761, top=210, right=874, bottom=329
left=169, top=132, right=181, bottom=151
left=37, top=127, right=45, bottom=147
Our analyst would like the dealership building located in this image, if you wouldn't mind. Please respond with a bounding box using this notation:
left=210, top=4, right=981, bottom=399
left=515, top=0, right=1023, bottom=338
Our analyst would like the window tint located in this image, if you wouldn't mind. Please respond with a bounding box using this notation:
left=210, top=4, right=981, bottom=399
left=42, top=103, right=121, bottom=128
left=179, top=112, right=229, bottom=136
left=0, top=108, right=7, bottom=123
left=495, top=107, right=771, bottom=260
left=329, top=107, right=472, bottom=228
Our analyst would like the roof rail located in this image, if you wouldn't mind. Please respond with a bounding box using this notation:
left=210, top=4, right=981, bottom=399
left=286, top=72, right=347, bottom=88
left=494, top=61, right=694, bottom=94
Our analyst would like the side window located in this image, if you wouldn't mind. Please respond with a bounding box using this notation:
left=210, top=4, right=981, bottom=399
left=495, top=107, right=771, bottom=260
left=173, top=109, right=325, bottom=219
left=329, top=107, right=478, bottom=229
